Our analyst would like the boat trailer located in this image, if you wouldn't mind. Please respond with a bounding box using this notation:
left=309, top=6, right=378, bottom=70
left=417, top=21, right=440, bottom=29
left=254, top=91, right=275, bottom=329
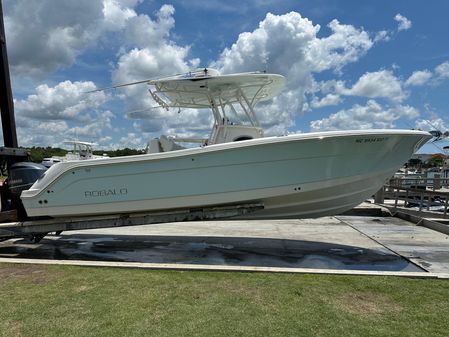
left=0, top=203, right=264, bottom=243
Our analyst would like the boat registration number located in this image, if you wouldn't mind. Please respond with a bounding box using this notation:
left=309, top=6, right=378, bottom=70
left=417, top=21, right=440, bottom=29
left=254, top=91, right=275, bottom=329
left=355, top=137, right=389, bottom=144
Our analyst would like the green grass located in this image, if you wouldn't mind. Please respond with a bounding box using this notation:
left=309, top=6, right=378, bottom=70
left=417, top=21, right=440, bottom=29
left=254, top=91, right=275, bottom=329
left=0, top=263, right=448, bottom=337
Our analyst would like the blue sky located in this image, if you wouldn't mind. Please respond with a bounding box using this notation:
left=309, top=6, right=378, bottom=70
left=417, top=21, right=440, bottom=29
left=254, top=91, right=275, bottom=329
left=3, top=0, right=449, bottom=151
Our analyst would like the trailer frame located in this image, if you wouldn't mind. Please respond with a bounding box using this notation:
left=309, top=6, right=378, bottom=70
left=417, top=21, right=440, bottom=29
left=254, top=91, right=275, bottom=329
left=0, top=203, right=264, bottom=242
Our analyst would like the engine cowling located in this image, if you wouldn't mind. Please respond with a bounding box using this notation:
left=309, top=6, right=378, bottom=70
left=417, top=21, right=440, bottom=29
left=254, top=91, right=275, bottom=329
left=5, top=162, right=47, bottom=219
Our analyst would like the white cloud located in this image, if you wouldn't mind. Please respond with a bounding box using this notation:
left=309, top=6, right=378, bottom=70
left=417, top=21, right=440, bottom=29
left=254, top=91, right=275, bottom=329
left=213, top=12, right=319, bottom=75
left=110, top=5, right=204, bottom=138
left=338, top=70, right=405, bottom=102
left=305, top=19, right=373, bottom=73
left=310, top=100, right=419, bottom=131
left=114, top=132, right=144, bottom=149
left=415, top=118, right=449, bottom=132
left=16, top=118, right=69, bottom=148
left=111, top=5, right=191, bottom=86
left=211, top=12, right=375, bottom=134
left=402, top=61, right=449, bottom=88
left=5, top=0, right=102, bottom=77
left=113, top=46, right=190, bottom=86
left=374, top=30, right=391, bottom=43
left=4, top=0, right=142, bottom=78
left=123, top=4, right=175, bottom=49
left=435, top=61, right=449, bottom=79
left=68, top=110, right=115, bottom=138
left=13, top=81, right=113, bottom=147
left=15, top=81, right=108, bottom=121
left=393, top=104, right=420, bottom=119
left=310, top=94, right=342, bottom=108
left=255, top=90, right=299, bottom=135
left=213, top=13, right=373, bottom=75
left=394, top=14, right=412, bottom=31
left=405, top=70, right=433, bottom=87
left=133, top=107, right=213, bottom=140
left=112, top=5, right=193, bottom=88
left=103, top=0, right=140, bottom=30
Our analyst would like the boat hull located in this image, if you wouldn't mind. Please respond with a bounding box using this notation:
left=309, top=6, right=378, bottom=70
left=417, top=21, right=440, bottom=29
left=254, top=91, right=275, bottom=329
left=21, top=130, right=431, bottom=219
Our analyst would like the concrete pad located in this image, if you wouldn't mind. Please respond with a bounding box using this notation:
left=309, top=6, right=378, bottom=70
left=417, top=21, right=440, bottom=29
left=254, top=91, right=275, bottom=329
left=338, top=215, right=449, bottom=274
left=0, top=217, right=424, bottom=273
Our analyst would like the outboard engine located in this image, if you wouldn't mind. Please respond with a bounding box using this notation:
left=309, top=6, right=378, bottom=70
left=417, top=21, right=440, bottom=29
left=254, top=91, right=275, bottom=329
left=5, top=162, right=47, bottom=219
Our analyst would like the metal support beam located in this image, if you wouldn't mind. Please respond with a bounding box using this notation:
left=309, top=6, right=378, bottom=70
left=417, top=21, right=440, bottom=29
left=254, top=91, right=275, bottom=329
left=0, top=203, right=264, bottom=241
left=0, top=0, right=18, bottom=148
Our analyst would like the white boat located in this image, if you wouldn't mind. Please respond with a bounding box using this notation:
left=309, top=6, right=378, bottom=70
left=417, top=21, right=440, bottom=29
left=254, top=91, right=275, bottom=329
left=41, top=140, right=109, bottom=167
left=21, top=69, right=431, bottom=219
